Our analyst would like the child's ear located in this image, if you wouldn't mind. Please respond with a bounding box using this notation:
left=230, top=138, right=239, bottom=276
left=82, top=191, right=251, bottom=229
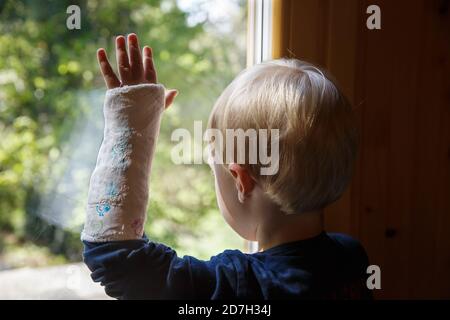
left=228, top=163, right=256, bottom=201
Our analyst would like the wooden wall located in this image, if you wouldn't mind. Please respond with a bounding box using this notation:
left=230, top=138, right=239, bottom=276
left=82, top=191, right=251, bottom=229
left=272, top=0, right=450, bottom=299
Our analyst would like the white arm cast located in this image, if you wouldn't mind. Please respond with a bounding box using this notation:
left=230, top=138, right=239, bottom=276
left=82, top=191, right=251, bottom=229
left=81, top=83, right=165, bottom=242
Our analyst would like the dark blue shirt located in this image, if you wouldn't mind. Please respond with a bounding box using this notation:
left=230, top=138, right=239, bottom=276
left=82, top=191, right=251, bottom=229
left=83, top=232, right=372, bottom=299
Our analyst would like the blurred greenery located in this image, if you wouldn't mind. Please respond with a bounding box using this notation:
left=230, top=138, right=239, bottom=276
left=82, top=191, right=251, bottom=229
left=0, top=0, right=247, bottom=268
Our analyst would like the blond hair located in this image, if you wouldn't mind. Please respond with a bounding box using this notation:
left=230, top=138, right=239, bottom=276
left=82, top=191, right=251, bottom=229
left=208, top=59, right=358, bottom=214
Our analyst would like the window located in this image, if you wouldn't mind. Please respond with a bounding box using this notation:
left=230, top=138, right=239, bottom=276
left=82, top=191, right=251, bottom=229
left=0, top=0, right=272, bottom=299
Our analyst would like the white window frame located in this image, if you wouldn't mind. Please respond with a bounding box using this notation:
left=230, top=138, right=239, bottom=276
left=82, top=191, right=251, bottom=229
left=247, top=0, right=273, bottom=65
left=246, top=0, right=273, bottom=253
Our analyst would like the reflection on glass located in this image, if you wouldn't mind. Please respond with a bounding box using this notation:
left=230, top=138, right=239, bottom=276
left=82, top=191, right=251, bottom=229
left=0, top=0, right=247, bottom=298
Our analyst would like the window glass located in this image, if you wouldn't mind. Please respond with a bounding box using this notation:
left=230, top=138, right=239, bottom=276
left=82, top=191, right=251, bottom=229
left=0, top=0, right=247, bottom=298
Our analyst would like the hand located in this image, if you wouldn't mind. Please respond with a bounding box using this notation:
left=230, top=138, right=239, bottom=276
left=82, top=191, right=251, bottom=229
left=97, top=33, right=178, bottom=109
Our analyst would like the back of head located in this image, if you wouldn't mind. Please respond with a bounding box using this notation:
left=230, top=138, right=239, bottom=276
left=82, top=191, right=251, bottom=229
left=208, top=58, right=358, bottom=214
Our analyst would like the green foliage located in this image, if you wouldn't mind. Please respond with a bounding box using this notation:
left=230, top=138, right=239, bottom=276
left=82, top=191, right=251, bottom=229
left=0, top=0, right=246, bottom=266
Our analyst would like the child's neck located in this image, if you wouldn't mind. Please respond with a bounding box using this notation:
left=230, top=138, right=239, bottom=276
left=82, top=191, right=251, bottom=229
left=254, top=202, right=324, bottom=251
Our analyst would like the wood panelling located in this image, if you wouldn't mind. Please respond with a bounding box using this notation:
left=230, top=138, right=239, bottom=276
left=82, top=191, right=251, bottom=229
left=272, top=0, right=450, bottom=298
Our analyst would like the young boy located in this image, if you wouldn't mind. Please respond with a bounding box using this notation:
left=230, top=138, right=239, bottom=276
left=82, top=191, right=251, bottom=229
left=82, top=33, right=371, bottom=299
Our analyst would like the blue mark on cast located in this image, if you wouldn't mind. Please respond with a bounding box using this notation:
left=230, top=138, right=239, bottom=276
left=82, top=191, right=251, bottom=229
left=112, top=142, right=127, bottom=160
left=106, top=182, right=119, bottom=197
left=111, top=127, right=133, bottom=167
left=96, top=202, right=111, bottom=217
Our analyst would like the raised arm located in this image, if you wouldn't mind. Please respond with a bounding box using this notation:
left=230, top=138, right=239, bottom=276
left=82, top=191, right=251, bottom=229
left=81, top=34, right=177, bottom=242
left=81, top=35, right=240, bottom=300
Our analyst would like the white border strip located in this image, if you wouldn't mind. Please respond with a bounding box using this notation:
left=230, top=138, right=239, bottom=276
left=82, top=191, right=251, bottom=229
left=246, top=0, right=273, bottom=253
left=247, top=0, right=273, bottom=66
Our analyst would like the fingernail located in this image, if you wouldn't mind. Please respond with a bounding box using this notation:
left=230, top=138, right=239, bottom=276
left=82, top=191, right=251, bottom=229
left=116, top=36, right=125, bottom=45
left=144, top=46, right=153, bottom=57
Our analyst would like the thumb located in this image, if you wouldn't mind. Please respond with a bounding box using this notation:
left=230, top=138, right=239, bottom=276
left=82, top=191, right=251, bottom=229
left=164, top=89, right=178, bottom=109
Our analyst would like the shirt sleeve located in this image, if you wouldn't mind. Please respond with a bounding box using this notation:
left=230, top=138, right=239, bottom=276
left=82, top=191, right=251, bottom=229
left=82, top=237, right=241, bottom=299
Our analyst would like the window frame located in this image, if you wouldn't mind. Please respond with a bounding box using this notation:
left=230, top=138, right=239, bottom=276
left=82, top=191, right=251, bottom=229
left=245, top=0, right=273, bottom=253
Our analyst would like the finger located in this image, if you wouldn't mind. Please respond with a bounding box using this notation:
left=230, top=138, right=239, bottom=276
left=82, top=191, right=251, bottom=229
left=116, top=35, right=131, bottom=84
left=143, top=46, right=157, bottom=83
left=164, top=89, right=178, bottom=109
left=97, top=48, right=120, bottom=89
left=127, top=33, right=143, bottom=79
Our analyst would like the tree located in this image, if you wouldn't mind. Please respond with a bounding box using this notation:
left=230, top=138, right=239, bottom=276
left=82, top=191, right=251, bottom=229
left=0, top=0, right=246, bottom=265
